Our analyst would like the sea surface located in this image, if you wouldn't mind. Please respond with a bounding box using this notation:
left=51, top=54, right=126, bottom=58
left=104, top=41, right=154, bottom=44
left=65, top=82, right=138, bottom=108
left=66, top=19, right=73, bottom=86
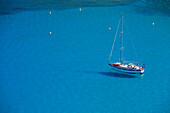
left=0, top=1, right=170, bottom=113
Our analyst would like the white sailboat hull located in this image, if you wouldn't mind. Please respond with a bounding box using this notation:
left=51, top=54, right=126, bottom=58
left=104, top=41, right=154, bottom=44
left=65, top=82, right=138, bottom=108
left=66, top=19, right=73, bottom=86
left=109, top=65, right=144, bottom=74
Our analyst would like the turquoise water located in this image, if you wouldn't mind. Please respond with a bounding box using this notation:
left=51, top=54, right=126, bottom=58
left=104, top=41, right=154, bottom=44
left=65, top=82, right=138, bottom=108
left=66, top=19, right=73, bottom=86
left=0, top=3, right=170, bottom=113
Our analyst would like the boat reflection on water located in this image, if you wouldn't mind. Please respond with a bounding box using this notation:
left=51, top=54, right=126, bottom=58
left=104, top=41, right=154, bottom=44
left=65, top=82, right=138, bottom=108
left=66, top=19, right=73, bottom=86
left=108, top=69, right=144, bottom=79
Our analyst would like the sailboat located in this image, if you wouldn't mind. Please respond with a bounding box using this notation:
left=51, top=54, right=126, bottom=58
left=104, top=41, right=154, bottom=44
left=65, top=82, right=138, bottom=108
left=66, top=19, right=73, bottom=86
left=108, top=12, right=145, bottom=74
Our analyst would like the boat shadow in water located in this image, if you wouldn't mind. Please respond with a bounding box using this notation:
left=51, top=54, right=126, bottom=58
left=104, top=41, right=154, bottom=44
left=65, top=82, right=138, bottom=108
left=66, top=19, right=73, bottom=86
left=97, top=72, right=137, bottom=78
left=83, top=71, right=138, bottom=79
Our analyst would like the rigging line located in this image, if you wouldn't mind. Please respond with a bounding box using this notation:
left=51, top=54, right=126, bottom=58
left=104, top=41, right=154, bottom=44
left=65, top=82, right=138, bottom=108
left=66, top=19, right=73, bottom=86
left=124, top=19, right=140, bottom=62
left=108, top=17, right=121, bottom=62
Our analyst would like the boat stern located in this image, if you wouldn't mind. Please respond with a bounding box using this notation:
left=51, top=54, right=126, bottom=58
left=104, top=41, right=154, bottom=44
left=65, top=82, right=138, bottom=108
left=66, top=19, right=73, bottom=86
left=140, top=69, right=144, bottom=74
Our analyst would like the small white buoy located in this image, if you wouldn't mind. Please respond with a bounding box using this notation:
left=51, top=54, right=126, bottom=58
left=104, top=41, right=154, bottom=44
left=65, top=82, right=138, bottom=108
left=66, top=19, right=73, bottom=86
left=50, top=11, right=51, bottom=14
left=109, top=27, right=111, bottom=30
left=79, top=8, right=82, bottom=11
left=50, top=32, right=52, bottom=35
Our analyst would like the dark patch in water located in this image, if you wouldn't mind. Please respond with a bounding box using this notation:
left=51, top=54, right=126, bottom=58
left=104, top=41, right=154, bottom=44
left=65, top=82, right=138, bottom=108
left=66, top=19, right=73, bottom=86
left=97, top=72, right=136, bottom=78
left=0, top=0, right=169, bottom=16
left=0, top=0, right=136, bottom=15
left=13, top=8, right=26, bottom=11
left=133, top=0, right=170, bottom=16
left=83, top=71, right=136, bottom=78
left=0, top=12, right=10, bottom=15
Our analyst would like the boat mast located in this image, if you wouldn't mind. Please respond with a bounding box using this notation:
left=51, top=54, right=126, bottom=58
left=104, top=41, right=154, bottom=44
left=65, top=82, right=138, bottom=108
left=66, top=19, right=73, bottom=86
left=120, top=12, right=123, bottom=64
